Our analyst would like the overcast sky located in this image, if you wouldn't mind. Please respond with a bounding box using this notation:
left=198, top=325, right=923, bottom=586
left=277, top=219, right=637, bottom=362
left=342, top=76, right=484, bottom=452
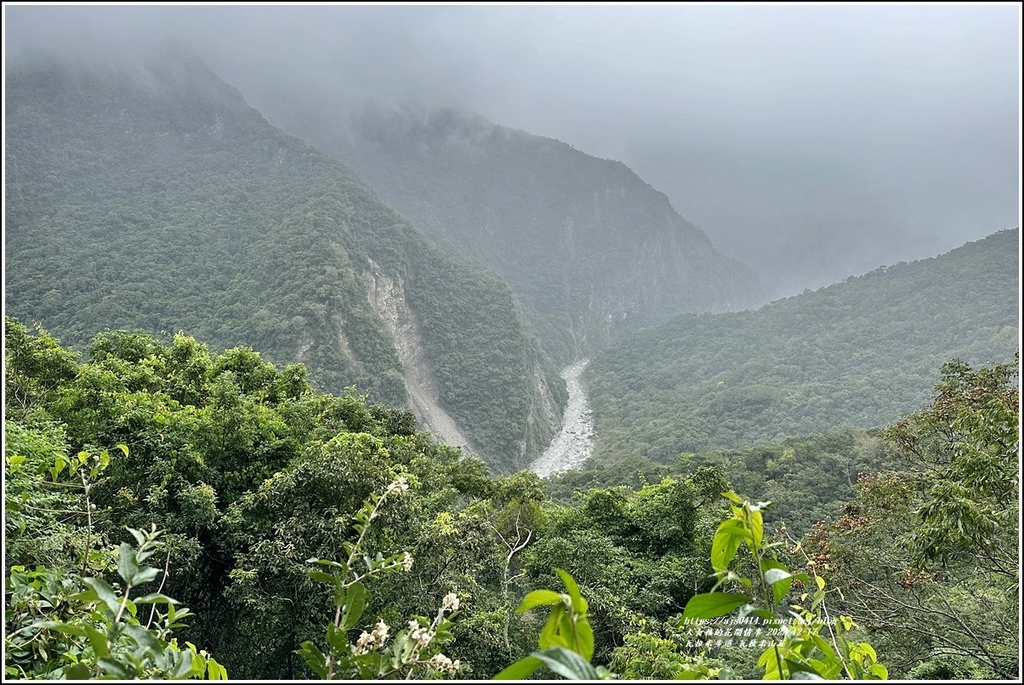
left=5, top=3, right=1021, bottom=295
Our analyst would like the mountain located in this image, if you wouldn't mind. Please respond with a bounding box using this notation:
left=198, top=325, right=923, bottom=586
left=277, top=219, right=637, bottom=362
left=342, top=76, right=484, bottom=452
left=4, top=54, right=565, bottom=473
left=269, top=103, right=761, bottom=363
left=584, top=229, right=1020, bottom=463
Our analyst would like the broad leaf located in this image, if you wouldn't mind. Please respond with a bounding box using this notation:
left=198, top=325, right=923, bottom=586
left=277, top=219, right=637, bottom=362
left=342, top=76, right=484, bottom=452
left=66, top=663, right=91, bottom=680
left=711, top=519, right=750, bottom=571
left=763, top=565, right=793, bottom=606
left=555, top=569, right=588, bottom=613
left=81, top=577, right=120, bottom=614
left=575, top=616, right=595, bottom=662
left=532, top=647, right=599, bottom=680
left=116, top=543, right=139, bottom=585
left=295, top=641, right=327, bottom=679
left=539, top=604, right=569, bottom=650
left=683, top=592, right=750, bottom=621
left=341, top=581, right=367, bottom=630
left=516, top=589, right=565, bottom=613
left=494, top=656, right=543, bottom=680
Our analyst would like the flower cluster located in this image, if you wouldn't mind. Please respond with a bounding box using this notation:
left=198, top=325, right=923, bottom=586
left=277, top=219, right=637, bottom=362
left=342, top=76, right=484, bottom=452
left=408, top=620, right=432, bottom=649
left=402, top=552, right=414, bottom=572
left=354, top=620, right=390, bottom=655
left=427, top=653, right=461, bottom=675
left=384, top=476, right=410, bottom=497
left=440, top=592, right=459, bottom=613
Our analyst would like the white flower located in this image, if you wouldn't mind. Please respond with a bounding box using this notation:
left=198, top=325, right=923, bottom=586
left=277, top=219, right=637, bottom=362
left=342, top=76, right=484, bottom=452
left=441, top=592, right=460, bottom=613
left=385, top=476, right=409, bottom=496
left=402, top=552, right=414, bottom=572
left=354, top=631, right=374, bottom=655
left=410, top=626, right=431, bottom=648
left=372, top=620, right=389, bottom=642
left=354, top=619, right=391, bottom=654
left=427, top=654, right=461, bottom=674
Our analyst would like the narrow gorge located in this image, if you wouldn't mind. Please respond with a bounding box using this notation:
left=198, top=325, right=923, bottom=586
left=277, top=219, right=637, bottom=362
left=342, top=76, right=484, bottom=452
left=530, top=359, right=594, bottom=478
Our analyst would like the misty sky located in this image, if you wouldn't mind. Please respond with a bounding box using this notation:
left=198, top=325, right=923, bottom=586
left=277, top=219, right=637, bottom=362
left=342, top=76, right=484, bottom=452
left=5, top=3, right=1021, bottom=296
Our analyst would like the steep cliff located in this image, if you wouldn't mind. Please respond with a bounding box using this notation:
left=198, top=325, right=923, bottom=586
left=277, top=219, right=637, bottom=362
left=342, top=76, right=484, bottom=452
left=4, top=54, right=562, bottom=472
left=283, top=104, right=761, bottom=362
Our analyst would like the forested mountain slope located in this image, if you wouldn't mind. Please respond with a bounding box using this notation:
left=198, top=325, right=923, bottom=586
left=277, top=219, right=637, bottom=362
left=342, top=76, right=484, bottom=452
left=274, top=103, right=761, bottom=362
left=586, top=228, right=1020, bottom=462
left=4, top=54, right=563, bottom=472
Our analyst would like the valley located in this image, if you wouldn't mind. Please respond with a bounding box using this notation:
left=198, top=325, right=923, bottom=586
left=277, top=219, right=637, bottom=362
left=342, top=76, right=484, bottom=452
left=4, top=14, right=1019, bottom=681
left=530, top=358, right=594, bottom=478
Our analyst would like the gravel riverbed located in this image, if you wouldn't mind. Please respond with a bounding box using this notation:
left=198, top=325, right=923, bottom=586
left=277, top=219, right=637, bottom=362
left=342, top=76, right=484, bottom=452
left=530, top=359, right=594, bottom=478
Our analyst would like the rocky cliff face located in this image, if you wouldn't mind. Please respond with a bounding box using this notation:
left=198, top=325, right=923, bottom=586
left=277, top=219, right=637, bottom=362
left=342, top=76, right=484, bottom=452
left=363, top=257, right=478, bottom=454
left=280, top=104, right=761, bottom=362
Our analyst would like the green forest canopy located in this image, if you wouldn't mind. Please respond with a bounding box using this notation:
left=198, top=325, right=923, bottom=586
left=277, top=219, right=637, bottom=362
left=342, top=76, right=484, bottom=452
left=4, top=317, right=1017, bottom=679
left=586, top=228, right=1019, bottom=463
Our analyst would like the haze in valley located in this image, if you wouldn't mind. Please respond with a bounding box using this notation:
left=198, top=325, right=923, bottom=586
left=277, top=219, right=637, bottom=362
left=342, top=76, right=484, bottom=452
left=4, top=3, right=1021, bottom=298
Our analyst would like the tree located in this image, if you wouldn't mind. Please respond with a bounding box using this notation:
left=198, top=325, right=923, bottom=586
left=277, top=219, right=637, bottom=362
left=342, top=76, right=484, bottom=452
left=804, top=355, right=1019, bottom=678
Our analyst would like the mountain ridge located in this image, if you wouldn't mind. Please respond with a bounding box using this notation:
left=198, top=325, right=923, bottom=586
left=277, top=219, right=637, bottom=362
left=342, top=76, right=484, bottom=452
left=585, top=227, right=1020, bottom=463
left=4, top=53, right=564, bottom=472
left=260, top=100, right=762, bottom=363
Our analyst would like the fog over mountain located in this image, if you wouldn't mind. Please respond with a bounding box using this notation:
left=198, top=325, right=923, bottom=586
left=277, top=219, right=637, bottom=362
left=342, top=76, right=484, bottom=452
left=5, top=3, right=1020, bottom=297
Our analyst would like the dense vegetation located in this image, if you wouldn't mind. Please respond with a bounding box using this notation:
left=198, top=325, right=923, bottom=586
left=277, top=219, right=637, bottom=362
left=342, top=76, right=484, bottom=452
left=5, top=317, right=1017, bottom=679
left=549, top=429, right=897, bottom=537
left=4, top=55, right=563, bottom=472
left=586, top=228, right=1019, bottom=462
left=275, top=103, right=760, bottom=362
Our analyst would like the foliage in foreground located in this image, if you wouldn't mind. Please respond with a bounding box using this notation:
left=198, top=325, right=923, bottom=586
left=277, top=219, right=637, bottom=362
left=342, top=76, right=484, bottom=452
left=4, top=440, right=226, bottom=680
left=4, top=316, right=1017, bottom=680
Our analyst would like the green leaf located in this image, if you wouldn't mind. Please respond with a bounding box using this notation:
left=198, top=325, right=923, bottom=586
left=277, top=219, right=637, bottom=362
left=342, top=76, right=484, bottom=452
left=722, top=491, right=745, bottom=505
left=81, top=577, right=121, bottom=614
left=711, top=519, right=750, bottom=572
left=125, top=623, right=163, bottom=654
left=869, top=663, right=888, bottom=679
left=539, top=604, right=569, bottom=650
left=516, top=589, right=565, bottom=613
left=326, top=623, right=348, bottom=653
left=116, top=542, right=139, bottom=585
left=66, top=663, right=91, bottom=680
left=97, top=657, right=131, bottom=678
left=295, top=641, right=327, bottom=679
left=748, top=507, right=764, bottom=547
left=126, top=527, right=147, bottom=546
left=682, top=592, right=750, bottom=621
left=134, top=593, right=178, bottom=605
left=576, top=617, right=595, bottom=661
left=494, top=656, right=543, bottom=680
left=207, top=657, right=228, bottom=680
left=764, top=565, right=793, bottom=606
left=44, top=622, right=87, bottom=638
left=308, top=569, right=338, bottom=586
left=133, top=566, right=161, bottom=586
left=341, top=581, right=367, bottom=630
left=167, top=649, right=194, bottom=678
left=84, top=625, right=111, bottom=658
left=555, top=569, right=588, bottom=614
left=189, top=650, right=207, bottom=678
left=809, top=658, right=843, bottom=680
left=532, top=647, right=599, bottom=680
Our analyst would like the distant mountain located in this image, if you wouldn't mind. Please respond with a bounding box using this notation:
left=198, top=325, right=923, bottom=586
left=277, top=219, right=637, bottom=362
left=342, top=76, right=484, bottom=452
left=276, top=103, right=761, bottom=363
left=585, top=229, right=1020, bottom=463
left=4, top=54, right=564, bottom=472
